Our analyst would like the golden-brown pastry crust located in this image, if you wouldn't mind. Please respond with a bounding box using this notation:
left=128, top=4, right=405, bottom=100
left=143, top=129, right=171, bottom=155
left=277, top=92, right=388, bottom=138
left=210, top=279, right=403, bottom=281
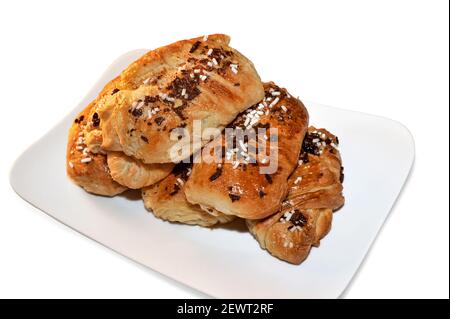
left=288, top=127, right=344, bottom=212
left=107, top=152, right=174, bottom=189
left=99, top=34, right=264, bottom=163
left=184, top=82, right=309, bottom=219
left=66, top=105, right=127, bottom=196
left=142, top=163, right=234, bottom=227
left=247, top=127, right=344, bottom=264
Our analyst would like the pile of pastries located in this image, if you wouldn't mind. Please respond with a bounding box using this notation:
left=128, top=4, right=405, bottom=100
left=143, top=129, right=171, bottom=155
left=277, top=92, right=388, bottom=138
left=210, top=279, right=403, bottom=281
left=66, top=34, right=344, bottom=264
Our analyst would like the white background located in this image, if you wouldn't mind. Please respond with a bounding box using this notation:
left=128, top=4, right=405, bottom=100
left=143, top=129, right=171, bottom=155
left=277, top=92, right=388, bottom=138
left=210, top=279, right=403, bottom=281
left=0, top=0, right=448, bottom=299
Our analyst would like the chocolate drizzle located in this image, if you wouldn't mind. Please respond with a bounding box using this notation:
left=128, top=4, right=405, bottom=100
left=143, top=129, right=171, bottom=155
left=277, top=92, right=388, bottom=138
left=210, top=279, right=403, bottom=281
left=167, top=71, right=201, bottom=101
left=144, top=95, right=158, bottom=104
left=131, top=108, right=143, bottom=117
left=172, top=162, right=193, bottom=181
left=74, top=115, right=84, bottom=124
left=209, top=166, right=223, bottom=181
left=154, top=116, right=165, bottom=126
left=302, top=132, right=322, bottom=155
left=229, top=194, right=241, bottom=202
left=92, top=113, right=100, bottom=127
left=290, top=210, right=307, bottom=227
left=189, top=41, right=201, bottom=53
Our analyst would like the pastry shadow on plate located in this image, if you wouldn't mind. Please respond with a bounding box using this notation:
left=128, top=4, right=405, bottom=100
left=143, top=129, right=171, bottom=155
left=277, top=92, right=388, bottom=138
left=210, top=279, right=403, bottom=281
left=117, top=189, right=142, bottom=201
left=210, top=218, right=248, bottom=233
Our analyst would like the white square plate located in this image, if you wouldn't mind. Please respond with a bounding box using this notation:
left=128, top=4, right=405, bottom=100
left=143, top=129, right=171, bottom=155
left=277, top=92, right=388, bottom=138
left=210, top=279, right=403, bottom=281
left=10, top=50, right=415, bottom=299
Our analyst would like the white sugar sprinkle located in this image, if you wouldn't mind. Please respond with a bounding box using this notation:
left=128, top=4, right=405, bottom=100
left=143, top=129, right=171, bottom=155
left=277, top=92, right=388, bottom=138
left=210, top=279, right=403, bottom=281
left=284, top=211, right=293, bottom=221
left=230, top=64, right=238, bottom=74
left=207, top=48, right=213, bottom=56
left=207, top=61, right=213, bottom=67
left=143, top=77, right=150, bottom=85
left=69, top=161, right=74, bottom=168
left=176, top=178, right=184, bottom=186
left=269, top=97, right=280, bottom=108
left=136, top=101, right=144, bottom=109
left=294, top=176, right=302, bottom=185
left=232, top=161, right=240, bottom=169
left=181, top=88, right=186, bottom=96
left=81, top=157, right=92, bottom=163
left=281, top=105, right=287, bottom=112
left=212, top=58, right=218, bottom=65
left=203, top=35, right=208, bottom=41
left=271, top=91, right=281, bottom=96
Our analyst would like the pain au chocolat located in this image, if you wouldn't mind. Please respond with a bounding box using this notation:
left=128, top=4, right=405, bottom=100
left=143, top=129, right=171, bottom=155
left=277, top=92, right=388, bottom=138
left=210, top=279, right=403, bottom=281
left=142, top=163, right=234, bottom=227
left=184, top=82, right=309, bottom=220
left=98, top=34, right=264, bottom=163
left=246, top=127, right=345, bottom=264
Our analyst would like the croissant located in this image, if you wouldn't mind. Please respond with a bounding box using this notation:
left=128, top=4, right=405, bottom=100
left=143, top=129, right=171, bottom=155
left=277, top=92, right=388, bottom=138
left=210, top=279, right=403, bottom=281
left=184, top=82, right=309, bottom=219
left=142, top=163, right=234, bottom=227
left=246, top=127, right=344, bottom=264
left=66, top=105, right=127, bottom=196
left=98, top=34, right=264, bottom=163
left=67, top=89, right=172, bottom=194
